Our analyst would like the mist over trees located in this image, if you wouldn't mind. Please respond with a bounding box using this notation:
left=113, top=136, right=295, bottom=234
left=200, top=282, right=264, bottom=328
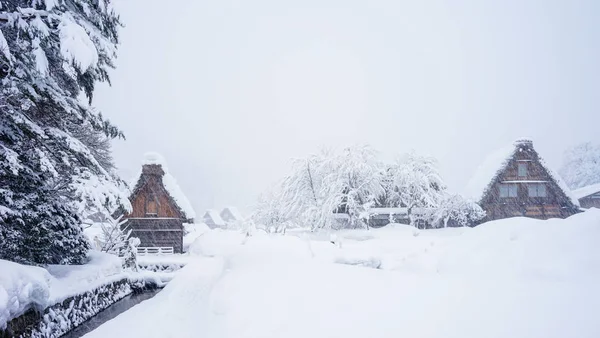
left=0, top=0, right=129, bottom=265
left=252, top=145, right=484, bottom=231
left=559, top=142, right=600, bottom=189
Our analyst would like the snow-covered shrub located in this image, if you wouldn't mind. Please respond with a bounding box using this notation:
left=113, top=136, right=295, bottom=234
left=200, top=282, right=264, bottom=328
left=122, top=237, right=140, bottom=272
left=93, top=215, right=132, bottom=256
left=431, top=194, right=486, bottom=228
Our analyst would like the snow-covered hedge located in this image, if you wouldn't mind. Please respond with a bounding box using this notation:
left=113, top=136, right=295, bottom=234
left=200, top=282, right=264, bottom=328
left=137, top=263, right=186, bottom=274
left=2, top=279, right=130, bottom=337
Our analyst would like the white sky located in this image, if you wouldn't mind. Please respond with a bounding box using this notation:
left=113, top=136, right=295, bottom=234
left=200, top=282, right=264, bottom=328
left=94, top=0, right=600, bottom=216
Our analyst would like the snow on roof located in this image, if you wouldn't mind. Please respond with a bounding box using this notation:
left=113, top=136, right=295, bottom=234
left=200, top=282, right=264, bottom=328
left=572, top=183, right=600, bottom=200
left=203, top=209, right=225, bottom=226
left=536, top=156, right=580, bottom=207
left=130, top=152, right=196, bottom=220
left=162, top=171, right=196, bottom=219
left=465, top=140, right=580, bottom=207
left=221, top=206, right=244, bottom=221
left=143, top=152, right=166, bottom=166
left=464, top=144, right=516, bottom=202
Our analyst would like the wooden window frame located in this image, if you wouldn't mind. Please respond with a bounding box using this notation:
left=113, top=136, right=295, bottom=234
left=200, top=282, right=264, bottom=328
left=527, top=183, right=547, bottom=198
left=145, top=193, right=159, bottom=217
left=517, top=162, right=528, bottom=177
left=499, top=184, right=518, bottom=198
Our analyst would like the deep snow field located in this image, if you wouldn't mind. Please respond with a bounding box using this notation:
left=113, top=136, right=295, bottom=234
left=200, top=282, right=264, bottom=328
left=77, top=209, right=600, bottom=337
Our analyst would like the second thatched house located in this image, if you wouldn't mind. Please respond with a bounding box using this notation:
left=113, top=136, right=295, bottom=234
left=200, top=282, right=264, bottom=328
left=465, top=139, right=580, bottom=222
left=116, top=153, right=195, bottom=254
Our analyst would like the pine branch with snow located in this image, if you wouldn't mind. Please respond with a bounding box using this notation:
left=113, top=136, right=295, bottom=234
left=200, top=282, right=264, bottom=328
left=0, top=0, right=127, bottom=265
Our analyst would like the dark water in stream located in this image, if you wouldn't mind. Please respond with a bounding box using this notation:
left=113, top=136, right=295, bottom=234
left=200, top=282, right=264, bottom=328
left=61, top=289, right=162, bottom=338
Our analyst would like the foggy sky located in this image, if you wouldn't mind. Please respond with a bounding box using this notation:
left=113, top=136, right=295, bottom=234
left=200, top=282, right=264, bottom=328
left=94, top=0, right=600, bottom=216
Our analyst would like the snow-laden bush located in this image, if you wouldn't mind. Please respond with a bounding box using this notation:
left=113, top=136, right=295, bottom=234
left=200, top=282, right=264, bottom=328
left=431, top=194, right=486, bottom=228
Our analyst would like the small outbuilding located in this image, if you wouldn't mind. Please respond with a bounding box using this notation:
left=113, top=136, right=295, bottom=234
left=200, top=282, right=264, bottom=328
left=220, top=206, right=244, bottom=224
left=573, top=183, right=600, bottom=209
left=203, top=209, right=226, bottom=229
left=465, top=139, right=580, bottom=222
left=117, top=153, right=195, bottom=254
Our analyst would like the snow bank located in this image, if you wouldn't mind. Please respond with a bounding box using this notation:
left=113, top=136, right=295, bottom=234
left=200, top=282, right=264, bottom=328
left=46, top=251, right=123, bottom=304
left=183, top=223, right=211, bottom=251
left=436, top=209, right=600, bottom=279
left=188, top=230, right=246, bottom=257
left=0, top=260, right=52, bottom=329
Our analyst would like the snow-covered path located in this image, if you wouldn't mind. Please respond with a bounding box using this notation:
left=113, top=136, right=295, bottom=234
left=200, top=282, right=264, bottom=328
left=84, top=211, right=600, bottom=338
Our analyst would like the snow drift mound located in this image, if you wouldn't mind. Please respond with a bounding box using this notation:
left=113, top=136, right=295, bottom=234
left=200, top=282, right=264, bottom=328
left=436, top=209, right=600, bottom=279
left=188, top=230, right=246, bottom=257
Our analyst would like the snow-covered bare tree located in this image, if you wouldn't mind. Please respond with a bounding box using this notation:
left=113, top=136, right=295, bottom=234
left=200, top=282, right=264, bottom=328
left=324, top=145, right=384, bottom=228
left=0, top=0, right=129, bottom=265
left=559, top=142, right=600, bottom=189
left=383, top=152, right=446, bottom=225
left=431, top=194, right=485, bottom=228
left=252, top=183, right=292, bottom=232
left=259, top=145, right=384, bottom=231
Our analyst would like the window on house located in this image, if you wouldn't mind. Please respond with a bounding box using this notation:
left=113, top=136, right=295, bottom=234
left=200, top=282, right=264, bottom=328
left=518, top=162, right=527, bottom=177
left=146, top=196, right=158, bottom=216
left=499, top=184, right=518, bottom=198
left=528, top=184, right=547, bottom=197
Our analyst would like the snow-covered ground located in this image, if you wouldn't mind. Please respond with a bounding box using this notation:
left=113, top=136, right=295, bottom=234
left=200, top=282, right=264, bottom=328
left=81, top=209, right=600, bottom=338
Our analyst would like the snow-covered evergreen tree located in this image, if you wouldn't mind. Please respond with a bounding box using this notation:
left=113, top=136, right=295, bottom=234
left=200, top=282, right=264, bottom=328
left=0, top=0, right=129, bottom=265
left=559, top=142, right=600, bottom=189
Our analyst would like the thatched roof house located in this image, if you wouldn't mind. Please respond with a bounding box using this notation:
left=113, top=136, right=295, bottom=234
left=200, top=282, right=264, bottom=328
left=118, top=153, right=195, bottom=253
left=465, top=139, right=580, bottom=222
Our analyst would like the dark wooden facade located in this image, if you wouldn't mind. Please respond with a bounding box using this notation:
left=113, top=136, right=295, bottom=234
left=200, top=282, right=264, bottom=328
left=118, top=163, right=190, bottom=253
left=478, top=140, right=580, bottom=222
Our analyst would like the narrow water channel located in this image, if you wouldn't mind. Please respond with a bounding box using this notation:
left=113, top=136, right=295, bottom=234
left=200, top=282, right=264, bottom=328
left=61, top=288, right=162, bottom=338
